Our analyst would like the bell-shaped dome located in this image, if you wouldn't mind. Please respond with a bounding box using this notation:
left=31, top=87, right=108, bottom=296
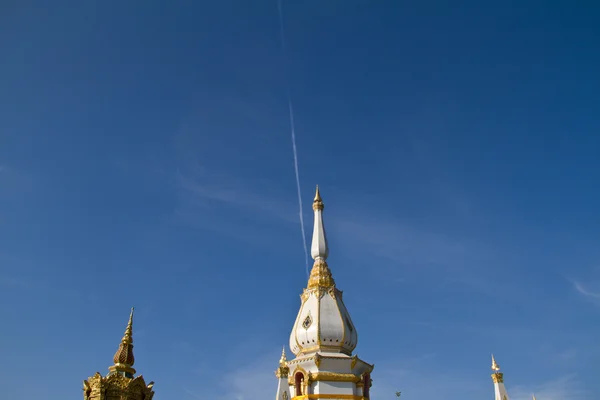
left=289, top=187, right=358, bottom=356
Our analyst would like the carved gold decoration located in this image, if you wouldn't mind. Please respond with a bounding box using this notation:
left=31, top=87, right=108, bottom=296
left=313, top=186, right=324, bottom=211
left=109, top=308, right=136, bottom=377
left=283, top=391, right=289, bottom=400
left=276, top=348, right=290, bottom=378
left=351, top=355, right=358, bottom=369
left=314, top=353, right=322, bottom=368
left=308, top=371, right=361, bottom=383
left=83, top=372, right=154, bottom=400
left=491, top=372, right=504, bottom=383
left=291, top=366, right=308, bottom=381
left=294, top=343, right=353, bottom=356
left=83, top=308, right=155, bottom=400
left=316, top=290, right=322, bottom=347
left=300, top=290, right=310, bottom=303
left=327, top=287, right=336, bottom=299
left=307, top=259, right=335, bottom=289
left=292, top=394, right=365, bottom=400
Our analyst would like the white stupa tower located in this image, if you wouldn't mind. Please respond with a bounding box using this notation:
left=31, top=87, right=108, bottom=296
left=275, top=347, right=291, bottom=400
left=491, top=355, right=511, bottom=400
left=276, top=186, right=374, bottom=399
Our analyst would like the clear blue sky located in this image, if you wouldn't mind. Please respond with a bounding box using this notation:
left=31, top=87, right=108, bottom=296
left=1, top=1, right=599, bottom=399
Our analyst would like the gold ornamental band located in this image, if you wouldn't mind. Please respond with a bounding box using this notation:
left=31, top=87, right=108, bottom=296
left=292, top=396, right=366, bottom=400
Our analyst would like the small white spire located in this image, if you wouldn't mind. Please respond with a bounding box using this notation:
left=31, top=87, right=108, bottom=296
left=490, top=355, right=510, bottom=400
left=492, top=354, right=500, bottom=371
left=311, top=185, right=328, bottom=260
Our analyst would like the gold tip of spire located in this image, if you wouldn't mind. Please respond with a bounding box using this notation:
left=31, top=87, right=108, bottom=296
left=280, top=346, right=287, bottom=363
left=109, top=308, right=136, bottom=377
left=532, top=395, right=537, bottom=400
left=122, top=307, right=134, bottom=344
left=491, top=354, right=500, bottom=371
left=275, top=346, right=290, bottom=378
left=313, top=185, right=324, bottom=210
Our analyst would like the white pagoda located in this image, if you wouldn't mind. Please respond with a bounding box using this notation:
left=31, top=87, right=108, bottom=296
left=275, top=186, right=374, bottom=400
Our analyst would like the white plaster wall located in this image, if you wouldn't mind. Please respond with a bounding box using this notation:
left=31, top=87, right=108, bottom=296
left=313, top=380, right=355, bottom=395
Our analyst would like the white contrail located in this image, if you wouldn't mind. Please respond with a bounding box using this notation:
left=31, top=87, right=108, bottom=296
left=277, top=0, right=310, bottom=278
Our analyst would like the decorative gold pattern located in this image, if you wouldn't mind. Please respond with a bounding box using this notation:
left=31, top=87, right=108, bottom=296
left=351, top=355, right=358, bottom=369
left=276, top=347, right=290, bottom=378
left=313, top=186, right=324, bottom=211
left=314, top=353, right=322, bottom=368
left=283, top=391, right=289, bottom=400
left=300, top=290, right=310, bottom=303
left=291, top=366, right=308, bottom=381
left=491, top=372, right=504, bottom=383
left=292, top=343, right=353, bottom=356
left=308, top=371, right=362, bottom=383
left=307, top=259, right=335, bottom=289
left=292, top=395, right=365, bottom=400
left=316, top=289, right=322, bottom=347
left=109, top=308, right=136, bottom=376
left=83, top=308, right=155, bottom=400
left=83, top=372, right=154, bottom=400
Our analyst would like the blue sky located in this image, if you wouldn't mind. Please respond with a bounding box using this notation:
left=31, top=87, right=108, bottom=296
left=1, top=1, right=599, bottom=399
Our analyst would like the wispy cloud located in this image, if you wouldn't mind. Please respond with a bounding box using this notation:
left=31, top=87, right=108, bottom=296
left=211, top=348, right=279, bottom=400
left=510, top=373, right=586, bottom=400
left=572, top=281, right=600, bottom=299
left=175, top=166, right=488, bottom=289
left=332, top=216, right=473, bottom=267
left=189, top=344, right=589, bottom=400
left=176, top=166, right=297, bottom=224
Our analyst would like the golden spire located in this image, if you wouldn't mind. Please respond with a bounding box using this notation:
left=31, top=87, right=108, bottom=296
left=313, top=185, right=324, bottom=211
left=275, top=347, right=290, bottom=378
left=532, top=395, right=536, bottom=400
left=491, top=354, right=500, bottom=371
left=109, top=307, right=136, bottom=377
left=280, top=346, right=287, bottom=364
left=491, top=354, right=504, bottom=384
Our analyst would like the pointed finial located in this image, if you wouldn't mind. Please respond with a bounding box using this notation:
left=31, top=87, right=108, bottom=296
left=308, top=185, right=334, bottom=288
left=310, top=185, right=328, bottom=260
left=532, top=395, right=536, bottom=400
left=313, top=185, right=324, bottom=211
left=280, top=346, right=287, bottom=364
left=491, top=354, right=500, bottom=371
left=275, top=346, right=290, bottom=378
left=122, top=307, right=134, bottom=344
left=109, top=307, right=136, bottom=377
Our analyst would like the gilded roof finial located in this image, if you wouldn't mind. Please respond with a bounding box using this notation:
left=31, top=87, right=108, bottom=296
left=308, top=185, right=334, bottom=289
left=280, top=346, right=287, bottom=364
left=109, top=307, right=136, bottom=378
left=313, top=185, right=324, bottom=211
left=275, top=346, right=290, bottom=378
left=532, top=395, right=536, bottom=400
left=123, top=307, right=134, bottom=344
left=310, top=185, right=328, bottom=260
left=491, top=354, right=500, bottom=371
